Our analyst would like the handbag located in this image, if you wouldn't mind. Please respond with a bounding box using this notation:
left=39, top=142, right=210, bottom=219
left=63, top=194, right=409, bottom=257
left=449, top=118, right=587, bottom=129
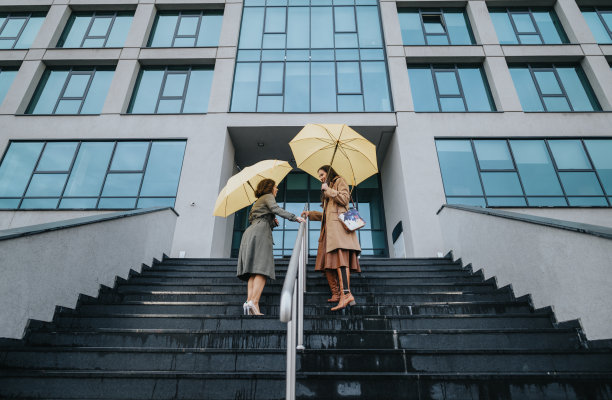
left=338, top=200, right=366, bottom=232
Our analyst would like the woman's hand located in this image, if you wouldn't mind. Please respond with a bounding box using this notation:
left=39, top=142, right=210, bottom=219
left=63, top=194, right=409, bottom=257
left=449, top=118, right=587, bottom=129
left=296, top=217, right=306, bottom=223
left=273, top=218, right=279, bottom=227
left=301, top=211, right=309, bottom=218
left=321, top=183, right=329, bottom=191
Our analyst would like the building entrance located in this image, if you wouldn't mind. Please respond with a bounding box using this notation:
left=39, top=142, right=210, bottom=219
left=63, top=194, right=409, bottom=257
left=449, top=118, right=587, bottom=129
left=231, top=171, right=387, bottom=258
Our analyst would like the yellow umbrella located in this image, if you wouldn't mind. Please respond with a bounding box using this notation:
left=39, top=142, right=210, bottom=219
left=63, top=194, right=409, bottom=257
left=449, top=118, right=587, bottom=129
left=289, top=124, right=377, bottom=186
left=213, top=159, right=292, bottom=217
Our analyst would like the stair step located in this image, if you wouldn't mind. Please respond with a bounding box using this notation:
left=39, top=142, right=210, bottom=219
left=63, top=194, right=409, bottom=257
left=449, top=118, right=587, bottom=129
left=117, top=282, right=497, bottom=294
left=74, top=301, right=534, bottom=316
left=113, top=291, right=515, bottom=303
left=19, top=328, right=584, bottom=350
left=50, top=314, right=553, bottom=331
left=298, top=349, right=612, bottom=373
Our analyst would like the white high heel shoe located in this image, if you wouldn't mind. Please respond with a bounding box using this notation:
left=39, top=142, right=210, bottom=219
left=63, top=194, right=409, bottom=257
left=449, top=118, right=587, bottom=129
left=248, top=301, right=263, bottom=316
left=243, top=301, right=251, bottom=315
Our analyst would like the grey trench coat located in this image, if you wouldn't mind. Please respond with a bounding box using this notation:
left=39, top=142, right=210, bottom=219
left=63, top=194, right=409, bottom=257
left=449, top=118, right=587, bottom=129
left=236, top=193, right=297, bottom=281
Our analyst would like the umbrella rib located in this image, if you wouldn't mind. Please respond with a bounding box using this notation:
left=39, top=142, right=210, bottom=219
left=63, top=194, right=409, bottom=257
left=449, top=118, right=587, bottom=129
left=336, top=145, right=358, bottom=186
left=296, top=143, right=337, bottom=167
left=314, top=123, right=337, bottom=142
left=290, top=136, right=335, bottom=145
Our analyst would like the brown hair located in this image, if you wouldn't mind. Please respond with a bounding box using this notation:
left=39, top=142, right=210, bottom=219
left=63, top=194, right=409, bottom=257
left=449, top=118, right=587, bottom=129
left=255, top=178, right=276, bottom=198
left=318, top=165, right=340, bottom=184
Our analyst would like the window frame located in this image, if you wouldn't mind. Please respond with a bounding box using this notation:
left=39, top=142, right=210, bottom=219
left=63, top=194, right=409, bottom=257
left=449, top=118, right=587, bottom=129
left=128, top=65, right=213, bottom=114
left=0, top=140, right=187, bottom=210
left=490, top=7, right=569, bottom=45
left=513, top=63, right=601, bottom=112
left=583, top=7, right=612, bottom=42
left=231, top=1, right=393, bottom=112
left=436, top=138, right=612, bottom=208
left=0, top=12, right=44, bottom=50
left=408, top=63, right=497, bottom=112
left=397, top=7, right=475, bottom=46
left=26, top=66, right=115, bottom=115
left=147, top=10, right=223, bottom=48
left=56, top=11, right=133, bottom=48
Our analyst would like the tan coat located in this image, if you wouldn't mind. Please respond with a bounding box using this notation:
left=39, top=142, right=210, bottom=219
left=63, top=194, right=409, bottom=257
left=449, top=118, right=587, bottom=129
left=309, top=176, right=361, bottom=254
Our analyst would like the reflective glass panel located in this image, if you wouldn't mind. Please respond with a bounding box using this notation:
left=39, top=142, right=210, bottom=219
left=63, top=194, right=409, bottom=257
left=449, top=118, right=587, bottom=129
left=37, top=142, right=78, bottom=171
left=102, top=173, right=143, bottom=196
left=311, top=62, right=336, bottom=112
left=408, top=68, right=438, bottom=112
left=481, top=172, right=523, bottom=196
left=559, top=172, right=604, bottom=196
left=59, top=198, right=98, bottom=208
left=543, top=97, right=571, bottom=112
left=337, top=62, right=361, bottom=94
left=527, top=197, right=567, bottom=206
left=534, top=71, right=562, bottom=95
left=140, top=141, right=186, bottom=196
left=14, top=15, right=45, bottom=49
left=548, top=140, right=591, bottom=169
left=28, top=70, right=69, bottom=114
left=435, top=140, right=483, bottom=196
left=445, top=11, right=473, bottom=45
left=284, top=62, right=309, bottom=112
left=423, top=14, right=444, bottom=34
left=162, top=73, right=188, bottom=97
left=398, top=10, right=425, bottom=45
left=435, top=71, right=460, bottom=95
left=567, top=197, right=608, bottom=206
left=64, top=74, right=91, bottom=98
left=446, top=197, right=486, bottom=207
left=510, top=140, right=563, bottom=195
left=98, top=197, right=137, bottom=209
left=439, top=97, right=465, bottom=112
left=511, top=13, right=536, bottom=33
left=25, top=174, right=68, bottom=196
left=533, top=11, right=566, bottom=44
left=584, top=140, right=612, bottom=194
left=362, top=61, right=391, bottom=111
left=128, top=70, right=164, bottom=113
left=197, top=12, right=223, bottom=47
left=64, top=142, right=114, bottom=196
left=0, top=142, right=44, bottom=197
left=490, top=11, right=519, bottom=44
left=287, top=7, right=309, bottom=48
left=111, top=142, right=149, bottom=171
left=487, top=197, right=527, bottom=206
left=509, top=67, right=544, bottom=112
left=231, top=63, right=260, bottom=111
left=582, top=10, right=612, bottom=44
left=474, top=140, right=513, bottom=170
left=0, top=69, right=18, bottom=105
left=20, top=199, right=59, bottom=209
left=80, top=69, right=113, bottom=114
left=260, top=63, right=284, bottom=94
left=335, top=7, right=356, bottom=32
left=556, top=67, right=600, bottom=112
left=458, top=67, right=495, bottom=111
left=183, top=68, right=214, bottom=113
left=137, top=197, right=176, bottom=208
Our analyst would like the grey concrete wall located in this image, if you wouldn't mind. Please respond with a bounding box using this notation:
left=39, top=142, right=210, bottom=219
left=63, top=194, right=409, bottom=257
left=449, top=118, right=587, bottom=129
left=438, top=206, right=612, bottom=340
left=0, top=208, right=177, bottom=339
left=499, top=208, right=612, bottom=229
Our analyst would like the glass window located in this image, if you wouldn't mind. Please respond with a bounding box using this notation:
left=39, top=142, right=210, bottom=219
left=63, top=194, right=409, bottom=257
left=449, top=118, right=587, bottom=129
left=510, top=64, right=601, bottom=112
left=0, top=67, right=18, bottom=106
left=231, top=2, right=392, bottom=112
left=408, top=65, right=495, bottom=112
left=57, top=12, right=133, bottom=48
left=128, top=66, right=214, bottom=114
left=0, top=12, right=46, bottom=49
left=398, top=8, right=474, bottom=45
left=489, top=8, right=568, bottom=44
left=581, top=7, right=612, bottom=44
left=436, top=139, right=612, bottom=207
left=230, top=172, right=387, bottom=258
left=26, top=67, right=114, bottom=115
left=148, top=10, right=223, bottom=47
left=0, top=140, right=187, bottom=210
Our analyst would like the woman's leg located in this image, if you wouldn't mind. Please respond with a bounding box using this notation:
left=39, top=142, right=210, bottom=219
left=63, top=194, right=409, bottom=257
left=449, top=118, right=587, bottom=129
left=251, top=274, right=267, bottom=315
left=325, top=269, right=340, bottom=302
left=247, top=275, right=255, bottom=302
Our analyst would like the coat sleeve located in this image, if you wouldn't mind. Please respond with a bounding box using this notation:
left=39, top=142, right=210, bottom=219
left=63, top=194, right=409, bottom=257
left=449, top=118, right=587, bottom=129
left=263, top=194, right=297, bottom=221
left=324, top=177, right=350, bottom=207
left=308, top=210, right=323, bottom=221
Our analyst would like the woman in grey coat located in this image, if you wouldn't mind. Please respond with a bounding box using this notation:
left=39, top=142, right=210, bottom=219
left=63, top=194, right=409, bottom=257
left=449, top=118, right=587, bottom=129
left=237, top=178, right=306, bottom=315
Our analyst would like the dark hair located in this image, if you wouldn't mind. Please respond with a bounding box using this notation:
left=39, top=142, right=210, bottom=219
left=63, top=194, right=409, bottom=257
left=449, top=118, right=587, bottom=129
left=255, top=178, right=276, bottom=198
left=318, top=165, right=341, bottom=205
left=318, top=165, right=339, bottom=184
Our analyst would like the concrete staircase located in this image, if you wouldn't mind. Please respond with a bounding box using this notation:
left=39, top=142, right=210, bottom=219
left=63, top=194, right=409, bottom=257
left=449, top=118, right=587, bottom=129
left=1, top=256, right=611, bottom=399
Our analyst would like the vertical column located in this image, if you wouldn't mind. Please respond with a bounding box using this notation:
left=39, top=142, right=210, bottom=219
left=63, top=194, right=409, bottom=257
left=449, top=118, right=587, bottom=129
left=555, top=0, right=596, bottom=44
left=582, top=56, right=612, bottom=111
left=208, top=2, right=243, bottom=113
left=467, top=1, right=522, bottom=112
left=123, top=3, right=156, bottom=49
left=30, top=4, right=70, bottom=49
left=380, top=0, right=413, bottom=112
left=101, top=60, right=139, bottom=114
left=0, top=61, right=45, bottom=115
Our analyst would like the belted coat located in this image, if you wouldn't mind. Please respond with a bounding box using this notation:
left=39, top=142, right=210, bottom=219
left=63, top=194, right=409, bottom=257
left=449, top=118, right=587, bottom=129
left=308, top=176, right=361, bottom=254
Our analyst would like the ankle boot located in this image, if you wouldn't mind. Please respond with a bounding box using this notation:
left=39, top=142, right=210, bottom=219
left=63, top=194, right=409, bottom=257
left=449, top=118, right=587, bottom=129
left=325, top=270, right=340, bottom=303
left=331, top=267, right=356, bottom=311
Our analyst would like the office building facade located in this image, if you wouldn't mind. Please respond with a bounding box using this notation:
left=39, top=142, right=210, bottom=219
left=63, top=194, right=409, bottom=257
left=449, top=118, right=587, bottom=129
left=0, top=0, right=611, bottom=258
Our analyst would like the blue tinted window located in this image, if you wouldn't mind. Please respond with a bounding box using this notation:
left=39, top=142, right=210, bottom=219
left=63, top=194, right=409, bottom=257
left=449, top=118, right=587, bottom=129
left=57, top=12, right=133, bottom=48
left=489, top=8, right=568, bottom=44
left=148, top=10, right=223, bottom=47
left=510, top=65, right=600, bottom=112
left=0, top=141, right=186, bottom=210
left=581, top=8, right=612, bottom=44
left=409, top=65, right=495, bottom=112
left=27, top=67, right=114, bottom=115
left=0, top=68, right=17, bottom=105
left=435, top=140, right=483, bottom=196
left=436, top=139, right=612, bottom=208
left=128, top=66, right=213, bottom=114
left=232, top=2, right=391, bottom=112
left=397, top=8, right=474, bottom=45
left=0, top=13, right=45, bottom=49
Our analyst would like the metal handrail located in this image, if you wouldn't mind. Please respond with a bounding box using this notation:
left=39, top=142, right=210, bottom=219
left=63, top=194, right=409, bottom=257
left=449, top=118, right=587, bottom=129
left=279, top=207, right=309, bottom=400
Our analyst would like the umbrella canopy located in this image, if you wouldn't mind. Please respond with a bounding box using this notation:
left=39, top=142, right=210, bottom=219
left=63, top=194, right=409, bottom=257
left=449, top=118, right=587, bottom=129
left=289, top=124, right=378, bottom=186
left=213, top=159, right=292, bottom=217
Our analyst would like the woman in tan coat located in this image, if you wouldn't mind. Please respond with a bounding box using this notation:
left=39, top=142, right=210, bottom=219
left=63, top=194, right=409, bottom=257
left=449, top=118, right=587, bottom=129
left=302, top=165, right=361, bottom=310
